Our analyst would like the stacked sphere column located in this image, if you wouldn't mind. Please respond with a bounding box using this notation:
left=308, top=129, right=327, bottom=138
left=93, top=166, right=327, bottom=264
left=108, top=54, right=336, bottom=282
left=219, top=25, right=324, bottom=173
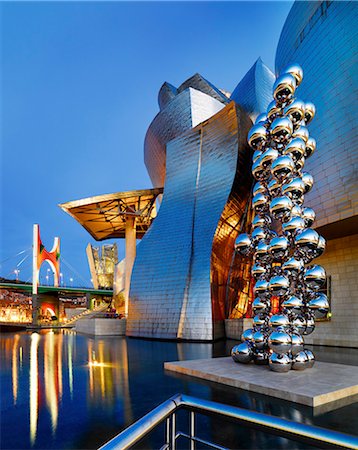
left=232, top=64, right=329, bottom=372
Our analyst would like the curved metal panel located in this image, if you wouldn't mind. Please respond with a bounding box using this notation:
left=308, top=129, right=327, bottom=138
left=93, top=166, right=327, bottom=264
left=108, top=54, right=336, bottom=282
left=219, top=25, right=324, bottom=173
left=177, top=73, right=229, bottom=104
left=275, top=0, right=358, bottom=229
left=158, top=82, right=177, bottom=111
left=128, top=102, right=252, bottom=340
left=145, top=85, right=225, bottom=188
left=230, top=58, right=275, bottom=122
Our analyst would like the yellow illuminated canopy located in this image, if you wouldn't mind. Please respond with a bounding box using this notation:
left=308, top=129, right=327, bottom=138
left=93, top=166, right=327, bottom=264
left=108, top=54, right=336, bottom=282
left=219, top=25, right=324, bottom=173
left=59, top=188, right=163, bottom=241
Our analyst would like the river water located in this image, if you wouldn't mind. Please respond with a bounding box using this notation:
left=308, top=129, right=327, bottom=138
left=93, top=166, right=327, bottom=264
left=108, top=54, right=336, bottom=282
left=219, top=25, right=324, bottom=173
left=1, top=330, right=357, bottom=449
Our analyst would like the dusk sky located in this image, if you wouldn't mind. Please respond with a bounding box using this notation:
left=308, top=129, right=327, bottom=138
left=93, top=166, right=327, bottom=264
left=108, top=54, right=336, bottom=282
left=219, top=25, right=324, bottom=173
left=1, top=1, right=293, bottom=287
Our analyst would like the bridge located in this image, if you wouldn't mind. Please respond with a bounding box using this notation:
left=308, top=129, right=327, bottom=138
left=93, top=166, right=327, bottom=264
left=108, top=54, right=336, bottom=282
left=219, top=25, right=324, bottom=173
left=0, top=282, right=113, bottom=296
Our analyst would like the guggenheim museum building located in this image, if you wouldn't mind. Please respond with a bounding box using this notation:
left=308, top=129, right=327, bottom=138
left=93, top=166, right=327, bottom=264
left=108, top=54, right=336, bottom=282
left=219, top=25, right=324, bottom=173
left=61, top=1, right=358, bottom=347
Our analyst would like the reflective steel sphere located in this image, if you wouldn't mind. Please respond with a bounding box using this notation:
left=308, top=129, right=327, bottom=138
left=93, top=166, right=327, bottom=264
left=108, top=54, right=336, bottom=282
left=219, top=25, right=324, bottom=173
left=269, top=352, right=292, bottom=373
left=273, top=73, right=297, bottom=104
left=252, top=193, right=269, bottom=214
left=261, top=148, right=279, bottom=169
left=292, top=125, right=309, bottom=143
left=268, top=330, right=292, bottom=354
left=242, top=328, right=255, bottom=343
left=282, top=63, right=303, bottom=86
left=308, top=293, right=329, bottom=319
left=255, top=241, right=271, bottom=263
left=266, top=100, right=282, bottom=122
left=248, top=124, right=268, bottom=149
left=305, top=137, right=316, bottom=158
left=291, top=205, right=303, bottom=217
left=270, top=196, right=293, bottom=221
left=267, top=178, right=281, bottom=197
left=253, top=350, right=270, bottom=365
left=253, top=149, right=262, bottom=163
left=252, top=263, right=267, bottom=280
left=304, top=102, right=316, bottom=124
left=282, top=177, right=305, bottom=201
left=301, top=172, right=314, bottom=194
left=282, top=295, right=304, bottom=315
left=251, top=227, right=267, bottom=245
left=252, top=297, right=270, bottom=315
left=253, top=314, right=267, bottom=328
left=284, top=99, right=305, bottom=125
left=255, top=113, right=268, bottom=125
left=304, top=265, right=326, bottom=290
left=304, top=350, right=315, bottom=368
left=291, top=333, right=304, bottom=355
left=254, top=279, right=270, bottom=299
left=282, top=137, right=306, bottom=162
left=269, top=275, right=290, bottom=296
left=235, top=233, right=252, bottom=256
left=253, top=330, right=268, bottom=350
left=231, top=342, right=253, bottom=364
left=315, top=235, right=326, bottom=257
left=269, top=314, right=290, bottom=329
left=304, top=315, right=315, bottom=335
left=291, top=315, right=306, bottom=335
left=252, top=158, right=268, bottom=181
left=269, top=236, right=289, bottom=261
left=270, top=117, right=293, bottom=143
left=271, top=156, right=295, bottom=182
left=301, top=207, right=316, bottom=227
left=292, top=351, right=310, bottom=370
left=282, top=258, right=304, bottom=279
left=295, top=229, right=320, bottom=259
left=252, top=214, right=271, bottom=229
left=282, top=216, right=305, bottom=237
left=253, top=181, right=266, bottom=197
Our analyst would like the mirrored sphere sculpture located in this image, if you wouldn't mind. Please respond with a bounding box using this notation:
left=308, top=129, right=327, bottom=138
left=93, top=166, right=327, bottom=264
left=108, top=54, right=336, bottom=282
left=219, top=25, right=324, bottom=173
left=232, top=63, right=327, bottom=372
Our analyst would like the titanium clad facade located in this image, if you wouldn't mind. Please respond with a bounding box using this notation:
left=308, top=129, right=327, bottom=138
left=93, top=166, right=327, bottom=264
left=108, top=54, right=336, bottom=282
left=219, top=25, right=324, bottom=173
left=128, top=102, right=252, bottom=340
left=145, top=83, right=226, bottom=188
left=275, top=0, right=358, bottom=348
left=230, top=58, right=275, bottom=122
left=276, top=0, right=358, bottom=232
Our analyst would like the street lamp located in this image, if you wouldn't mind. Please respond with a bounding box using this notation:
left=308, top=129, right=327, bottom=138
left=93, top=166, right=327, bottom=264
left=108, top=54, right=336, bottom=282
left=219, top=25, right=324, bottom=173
left=14, top=269, right=20, bottom=281
left=60, top=273, right=63, bottom=286
left=70, top=277, right=73, bottom=287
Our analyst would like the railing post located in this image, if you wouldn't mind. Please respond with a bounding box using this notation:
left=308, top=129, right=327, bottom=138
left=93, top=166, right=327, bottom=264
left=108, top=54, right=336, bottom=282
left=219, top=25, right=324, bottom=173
left=190, top=411, right=195, bottom=450
left=171, top=412, right=176, bottom=450
left=165, top=417, right=170, bottom=449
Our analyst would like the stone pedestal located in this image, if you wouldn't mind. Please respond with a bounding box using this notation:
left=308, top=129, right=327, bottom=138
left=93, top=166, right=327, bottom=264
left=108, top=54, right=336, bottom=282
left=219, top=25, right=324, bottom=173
left=76, top=318, right=126, bottom=336
left=165, top=357, right=358, bottom=409
left=225, top=318, right=253, bottom=340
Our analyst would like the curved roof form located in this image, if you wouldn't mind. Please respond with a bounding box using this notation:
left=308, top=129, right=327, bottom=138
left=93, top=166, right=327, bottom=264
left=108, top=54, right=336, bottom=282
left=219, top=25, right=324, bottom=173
left=275, top=0, right=358, bottom=233
left=158, top=82, right=178, bottom=111
left=59, top=188, right=163, bottom=241
left=230, top=58, right=275, bottom=122
left=145, top=75, right=226, bottom=188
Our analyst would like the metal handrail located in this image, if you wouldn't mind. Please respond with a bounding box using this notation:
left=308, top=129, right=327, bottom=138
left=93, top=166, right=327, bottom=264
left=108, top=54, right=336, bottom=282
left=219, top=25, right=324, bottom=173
left=99, top=393, right=358, bottom=450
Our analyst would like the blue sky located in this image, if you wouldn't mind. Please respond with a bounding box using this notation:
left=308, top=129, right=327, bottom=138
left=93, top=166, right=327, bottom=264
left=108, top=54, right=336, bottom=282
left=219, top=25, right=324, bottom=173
left=1, top=1, right=293, bottom=286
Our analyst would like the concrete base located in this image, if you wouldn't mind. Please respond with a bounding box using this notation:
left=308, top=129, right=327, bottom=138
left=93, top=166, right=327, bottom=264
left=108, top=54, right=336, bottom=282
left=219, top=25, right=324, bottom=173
left=75, top=318, right=126, bottom=336
left=164, top=357, right=358, bottom=408
left=225, top=318, right=252, bottom=340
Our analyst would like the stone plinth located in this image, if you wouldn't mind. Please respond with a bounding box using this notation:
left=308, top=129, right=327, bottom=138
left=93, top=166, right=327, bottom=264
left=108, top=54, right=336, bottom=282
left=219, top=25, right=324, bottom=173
left=76, top=318, right=126, bottom=336
left=225, top=318, right=253, bottom=340
left=164, top=357, right=358, bottom=408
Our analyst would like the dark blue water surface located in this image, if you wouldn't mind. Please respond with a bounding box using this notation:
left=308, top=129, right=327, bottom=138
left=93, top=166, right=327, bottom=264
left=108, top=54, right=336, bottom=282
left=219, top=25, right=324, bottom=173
left=1, top=330, right=357, bottom=450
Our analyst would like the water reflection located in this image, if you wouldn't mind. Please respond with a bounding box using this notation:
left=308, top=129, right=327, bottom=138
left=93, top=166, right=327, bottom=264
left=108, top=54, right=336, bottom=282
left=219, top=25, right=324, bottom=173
left=30, top=333, right=40, bottom=445
left=0, top=331, right=357, bottom=450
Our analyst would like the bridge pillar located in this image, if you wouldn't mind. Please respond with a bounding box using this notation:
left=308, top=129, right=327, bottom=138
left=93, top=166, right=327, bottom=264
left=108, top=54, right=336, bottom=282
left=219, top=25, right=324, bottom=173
left=31, top=293, right=59, bottom=325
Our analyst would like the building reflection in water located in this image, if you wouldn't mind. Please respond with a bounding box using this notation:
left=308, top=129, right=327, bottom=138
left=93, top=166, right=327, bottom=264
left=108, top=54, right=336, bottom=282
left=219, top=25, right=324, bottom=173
left=87, top=337, right=132, bottom=423
left=30, top=333, right=40, bottom=446
left=1, top=330, right=131, bottom=447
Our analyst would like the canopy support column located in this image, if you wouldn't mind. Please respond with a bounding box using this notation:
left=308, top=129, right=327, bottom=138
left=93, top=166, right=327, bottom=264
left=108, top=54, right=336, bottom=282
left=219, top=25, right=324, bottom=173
left=124, top=216, right=136, bottom=317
